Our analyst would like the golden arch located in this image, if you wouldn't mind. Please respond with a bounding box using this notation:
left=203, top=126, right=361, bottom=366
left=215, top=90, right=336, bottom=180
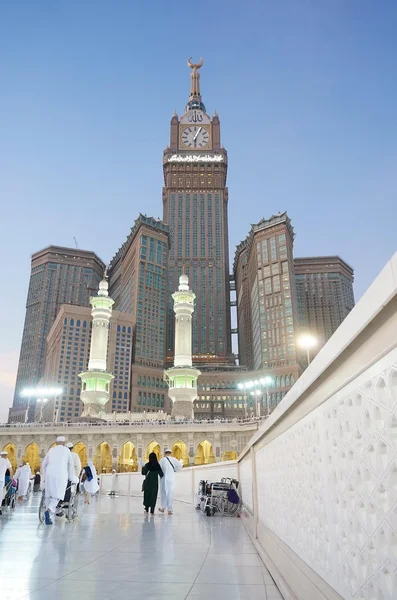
left=144, top=441, right=161, bottom=464
left=195, top=440, right=216, bottom=465
left=118, top=442, right=138, bottom=472
left=93, top=442, right=112, bottom=473
left=73, top=442, right=87, bottom=468
left=221, top=451, right=237, bottom=461
left=171, top=441, right=189, bottom=467
left=23, top=442, right=41, bottom=474
left=2, top=442, right=17, bottom=471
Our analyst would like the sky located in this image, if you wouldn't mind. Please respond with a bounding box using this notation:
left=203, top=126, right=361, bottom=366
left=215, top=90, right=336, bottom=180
left=1, top=1, right=396, bottom=421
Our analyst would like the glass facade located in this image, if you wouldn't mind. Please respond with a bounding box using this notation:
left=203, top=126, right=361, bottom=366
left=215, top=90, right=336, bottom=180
left=295, top=258, right=355, bottom=349
left=108, top=215, right=170, bottom=369
left=12, top=248, right=104, bottom=418
left=164, top=190, right=231, bottom=357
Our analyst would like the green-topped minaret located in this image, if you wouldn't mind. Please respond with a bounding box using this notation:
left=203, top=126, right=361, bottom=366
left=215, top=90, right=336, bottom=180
left=79, top=275, right=114, bottom=417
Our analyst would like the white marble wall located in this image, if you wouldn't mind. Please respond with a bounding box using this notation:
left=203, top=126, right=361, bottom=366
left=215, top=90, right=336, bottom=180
left=239, top=454, right=254, bottom=513
left=100, top=461, right=238, bottom=505
left=240, top=349, right=397, bottom=600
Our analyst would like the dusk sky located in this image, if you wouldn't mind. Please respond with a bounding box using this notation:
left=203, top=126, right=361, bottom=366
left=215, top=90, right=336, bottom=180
left=1, top=1, right=396, bottom=421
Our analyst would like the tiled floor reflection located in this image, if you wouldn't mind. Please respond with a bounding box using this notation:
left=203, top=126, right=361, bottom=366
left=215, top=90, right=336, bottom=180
left=0, top=493, right=283, bottom=599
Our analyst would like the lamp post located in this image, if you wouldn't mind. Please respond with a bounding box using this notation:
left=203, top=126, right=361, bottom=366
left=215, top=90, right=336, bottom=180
left=237, top=383, right=248, bottom=418
left=238, top=376, right=274, bottom=418
left=24, top=396, right=31, bottom=423
left=36, top=398, right=48, bottom=422
left=298, top=334, right=318, bottom=366
left=21, top=387, right=63, bottom=423
left=260, top=376, right=273, bottom=415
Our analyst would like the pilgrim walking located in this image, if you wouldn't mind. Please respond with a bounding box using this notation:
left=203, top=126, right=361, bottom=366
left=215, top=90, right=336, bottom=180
left=158, top=449, right=182, bottom=515
left=81, top=460, right=99, bottom=504
left=141, top=452, right=163, bottom=515
left=14, top=461, right=31, bottom=500
left=33, top=472, right=41, bottom=493
left=41, top=436, right=77, bottom=525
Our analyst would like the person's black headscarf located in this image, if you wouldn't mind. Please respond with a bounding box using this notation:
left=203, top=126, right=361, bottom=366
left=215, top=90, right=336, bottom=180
left=145, top=452, right=163, bottom=474
left=148, top=452, right=159, bottom=466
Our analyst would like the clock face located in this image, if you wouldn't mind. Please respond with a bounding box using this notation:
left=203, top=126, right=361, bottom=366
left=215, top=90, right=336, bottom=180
left=181, top=126, right=210, bottom=148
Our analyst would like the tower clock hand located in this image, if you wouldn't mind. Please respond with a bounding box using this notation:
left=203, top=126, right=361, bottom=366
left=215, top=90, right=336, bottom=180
left=193, top=127, right=202, bottom=141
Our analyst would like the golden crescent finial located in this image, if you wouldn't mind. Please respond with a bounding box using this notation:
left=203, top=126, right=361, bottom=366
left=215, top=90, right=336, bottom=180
left=187, top=57, right=203, bottom=70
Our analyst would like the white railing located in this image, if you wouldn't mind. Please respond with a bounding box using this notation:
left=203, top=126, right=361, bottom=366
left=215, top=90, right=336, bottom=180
left=237, top=253, right=397, bottom=600
left=0, top=417, right=266, bottom=430
left=100, top=461, right=238, bottom=504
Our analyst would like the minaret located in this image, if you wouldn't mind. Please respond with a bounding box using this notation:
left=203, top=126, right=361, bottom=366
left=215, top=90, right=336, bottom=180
left=165, top=272, right=201, bottom=420
left=79, top=276, right=114, bottom=418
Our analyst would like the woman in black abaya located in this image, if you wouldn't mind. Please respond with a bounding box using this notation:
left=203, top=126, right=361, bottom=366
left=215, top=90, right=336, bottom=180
left=141, top=452, right=163, bottom=514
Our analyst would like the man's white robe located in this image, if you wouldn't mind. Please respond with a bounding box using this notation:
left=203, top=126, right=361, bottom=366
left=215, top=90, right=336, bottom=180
left=42, top=445, right=76, bottom=513
left=15, top=464, right=31, bottom=496
left=159, top=455, right=182, bottom=512
left=70, top=451, right=82, bottom=479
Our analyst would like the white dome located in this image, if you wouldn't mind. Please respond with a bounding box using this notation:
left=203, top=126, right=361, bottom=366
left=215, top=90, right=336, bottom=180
left=98, top=278, right=109, bottom=296
left=178, top=273, right=190, bottom=291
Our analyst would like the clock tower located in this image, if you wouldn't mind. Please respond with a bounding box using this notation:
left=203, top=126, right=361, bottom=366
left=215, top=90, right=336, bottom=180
left=163, top=59, right=232, bottom=361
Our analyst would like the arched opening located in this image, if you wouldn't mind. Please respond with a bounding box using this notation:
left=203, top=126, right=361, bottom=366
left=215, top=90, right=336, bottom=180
left=144, top=441, right=161, bottom=463
left=221, top=451, right=237, bottom=461
left=94, top=442, right=112, bottom=473
left=73, top=442, right=87, bottom=468
left=118, top=442, right=138, bottom=472
left=2, top=442, right=17, bottom=471
left=171, top=441, right=189, bottom=467
left=23, top=442, right=41, bottom=474
left=195, top=440, right=216, bottom=465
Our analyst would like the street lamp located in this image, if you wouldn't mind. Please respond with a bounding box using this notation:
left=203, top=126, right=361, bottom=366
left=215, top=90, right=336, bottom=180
left=21, top=387, right=63, bottom=423
left=239, top=377, right=274, bottom=418
left=237, top=383, right=248, bottom=418
left=36, top=398, right=48, bottom=422
left=259, top=376, right=273, bottom=415
left=298, top=334, right=318, bottom=366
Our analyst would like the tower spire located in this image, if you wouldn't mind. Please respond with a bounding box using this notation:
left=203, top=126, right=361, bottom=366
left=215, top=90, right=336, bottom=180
left=186, top=57, right=206, bottom=112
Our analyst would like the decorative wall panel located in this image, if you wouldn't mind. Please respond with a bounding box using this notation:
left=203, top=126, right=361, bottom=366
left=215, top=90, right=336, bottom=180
left=240, top=454, right=254, bottom=512
left=255, top=349, right=397, bottom=600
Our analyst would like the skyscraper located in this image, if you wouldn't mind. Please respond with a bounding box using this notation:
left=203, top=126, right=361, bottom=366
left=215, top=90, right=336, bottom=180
left=10, top=246, right=105, bottom=422
left=162, top=59, right=232, bottom=361
left=294, top=256, right=355, bottom=353
left=108, top=214, right=169, bottom=368
left=234, top=213, right=301, bottom=406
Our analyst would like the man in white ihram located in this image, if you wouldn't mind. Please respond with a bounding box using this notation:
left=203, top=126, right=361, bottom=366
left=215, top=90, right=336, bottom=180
left=158, top=449, right=182, bottom=515
left=14, top=461, right=31, bottom=500
left=42, top=436, right=77, bottom=525
left=66, top=442, right=82, bottom=479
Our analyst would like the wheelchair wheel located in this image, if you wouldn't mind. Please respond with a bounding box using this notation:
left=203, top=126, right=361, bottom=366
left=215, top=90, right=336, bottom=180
left=38, top=490, right=46, bottom=523
left=67, top=494, right=78, bottom=522
left=218, top=491, right=241, bottom=517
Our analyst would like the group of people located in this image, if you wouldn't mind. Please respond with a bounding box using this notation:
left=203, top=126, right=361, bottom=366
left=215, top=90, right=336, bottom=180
left=2, top=439, right=183, bottom=523
left=1, top=436, right=99, bottom=524
left=141, top=448, right=182, bottom=515
left=41, top=435, right=99, bottom=524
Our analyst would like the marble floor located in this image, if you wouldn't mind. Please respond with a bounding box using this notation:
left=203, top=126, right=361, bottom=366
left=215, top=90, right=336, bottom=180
left=0, top=493, right=283, bottom=600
